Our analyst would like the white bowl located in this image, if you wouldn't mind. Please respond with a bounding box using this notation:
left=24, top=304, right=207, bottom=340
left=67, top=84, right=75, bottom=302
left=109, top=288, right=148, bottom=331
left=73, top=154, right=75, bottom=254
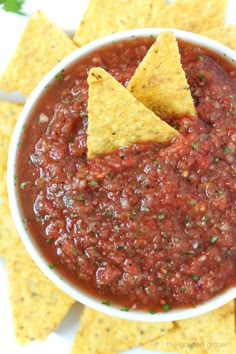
left=7, top=28, right=236, bottom=322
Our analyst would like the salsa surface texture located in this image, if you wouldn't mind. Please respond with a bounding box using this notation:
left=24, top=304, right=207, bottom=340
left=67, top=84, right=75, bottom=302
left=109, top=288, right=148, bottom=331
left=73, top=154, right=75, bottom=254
left=17, top=37, right=236, bottom=312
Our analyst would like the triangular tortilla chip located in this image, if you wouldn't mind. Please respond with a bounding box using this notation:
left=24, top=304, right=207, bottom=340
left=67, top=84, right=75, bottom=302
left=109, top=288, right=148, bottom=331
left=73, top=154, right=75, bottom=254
left=156, top=0, right=228, bottom=34
left=87, top=67, right=179, bottom=159
left=73, top=0, right=168, bottom=46
left=71, top=306, right=173, bottom=354
left=0, top=102, right=23, bottom=256
left=7, top=245, right=75, bottom=344
left=0, top=10, right=77, bottom=97
left=127, top=31, right=196, bottom=120
left=143, top=301, right=236, bottom=354
left=203, top=24, right=236, bottom=51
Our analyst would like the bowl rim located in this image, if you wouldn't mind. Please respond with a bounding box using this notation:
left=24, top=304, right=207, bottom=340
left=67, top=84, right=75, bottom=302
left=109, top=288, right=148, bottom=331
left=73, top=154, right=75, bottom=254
left=7, top=27, right=236, bottom=322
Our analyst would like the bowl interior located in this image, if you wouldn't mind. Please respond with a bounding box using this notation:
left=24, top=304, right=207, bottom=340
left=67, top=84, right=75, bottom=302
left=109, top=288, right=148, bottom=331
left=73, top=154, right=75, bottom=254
left=7, top=28, right=236, bottom=322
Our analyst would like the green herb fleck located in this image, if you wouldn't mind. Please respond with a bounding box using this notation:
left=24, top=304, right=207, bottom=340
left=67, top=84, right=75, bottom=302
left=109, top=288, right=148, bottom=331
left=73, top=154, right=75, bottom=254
left=55, top=72, right=64, bottom=81
left=191, top=141, right=198, bottom=149
left=46, top=239, right=53, bottom=244
left=77, top=194, right=84, bottom=201
left=149, top=309, right=156, bottom=314
left=48, top=263, right=55, bottom=269
left=162, top=304, right=170, bottom=312
left=202, top=215, right=209, bottom=222
left=192, top=274, right=199, bottom=281
left=224, top=145, right=231, bottom=154
left=158, top=213, right=166, bottom=220
left=120, top=305, right=129, bottom=312
left=142, top=206, right=150, bottom=212
left=102, top=300, right=110, bottom=306
left=210, top=235, right=218, bottom=243
left=20, top=181, right=27, bottom=189
left=113, top=225, right=119, bottom=231
left=1, top=0, right=26, bottom=15
left=89, top=180, right=98, bottom=186
left=197, top=55, right=204, bottom=60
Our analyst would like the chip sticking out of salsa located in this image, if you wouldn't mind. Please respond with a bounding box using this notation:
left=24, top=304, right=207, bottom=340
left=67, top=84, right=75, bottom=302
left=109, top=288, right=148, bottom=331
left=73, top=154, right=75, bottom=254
left=156, top=0, right=228, bottom=34
left=87, top=67, right=179, bottom=159
left=71, top=306, right=173, bottom=354
left=73, top=0, right=168, bottom=46
left=203, top=24, right=236, bottom=51
left=0, top=10, right=77, bottom=97
left=127, top=31, right=196, bottom=121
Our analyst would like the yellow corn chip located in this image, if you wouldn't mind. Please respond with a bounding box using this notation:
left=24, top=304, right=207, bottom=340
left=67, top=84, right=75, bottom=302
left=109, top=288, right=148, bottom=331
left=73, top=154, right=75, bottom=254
left=0, top=101, right=22, bottom=138
left=71, top=306, right=173, bottom=354
left=0, top=101, right=23, bottom=256
left=203, top=24, right=236, bottom=51
left=0, top=10, right=77, bottom=97
left=7, top=246, right=75, bottom=344
left=127, top=31, right=196, bottom=120
left=73, top=0, right=168, bottom=46
left=87, top=67, right=179, bottom=159
left=156, top=0, right=228, bottom=34
left=143, top=301, right=235, bottom=354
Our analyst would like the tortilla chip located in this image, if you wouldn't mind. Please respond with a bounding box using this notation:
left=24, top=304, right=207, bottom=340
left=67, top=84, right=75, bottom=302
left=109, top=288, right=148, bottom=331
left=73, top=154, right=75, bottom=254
left=71, top=306, right=173, bottom=354
left=87, top=67, right=179, bottom=159
left=0, top=101, right=22, bottom=138
left=73, top=0, right=168, bottom=46
left=0, top=102, right=23, bottom=256
left=142, top=323, right=208, bottom=354
left=143, top=301, right=235, bottom=354
left=156, top=0, right=228, bottom=34
left=127, top=31, right=196, bottom=120
left=0, top=10, right=77, bottom=97
left=7, top=245, right=75, bottom=344
left=203, top=24, right=236, bottom=51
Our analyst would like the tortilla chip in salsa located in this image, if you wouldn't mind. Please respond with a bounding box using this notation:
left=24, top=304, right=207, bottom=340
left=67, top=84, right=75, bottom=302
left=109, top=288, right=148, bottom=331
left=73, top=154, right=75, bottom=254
left=203, top=24, right=236, bottom=51
left=0, top=10, right=77, bottom=97
left=71, top=306, right=173, bottom=354
left=156, top=0, right=228, bottom=34
left=127, top=31, right=196, bottom=120
left=73, top=0, right=168, bottom=46
left=87, top=67, right=179, bottom=159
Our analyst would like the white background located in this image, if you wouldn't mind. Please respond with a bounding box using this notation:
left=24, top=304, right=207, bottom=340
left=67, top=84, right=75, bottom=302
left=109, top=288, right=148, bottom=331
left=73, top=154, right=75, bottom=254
left=0, top=1, right=236, bottom=353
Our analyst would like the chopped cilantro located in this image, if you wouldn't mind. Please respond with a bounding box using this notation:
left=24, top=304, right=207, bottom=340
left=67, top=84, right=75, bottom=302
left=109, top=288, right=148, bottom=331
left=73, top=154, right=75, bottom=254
left=120, top=305, right=129, bottom=312
left=142, top=206, right=150, bottom=212
left=210, top=235, right=218, bottom=243
left=77, top=194, right=84, bottom=201
left=46, top=239, right=53, bottom=244
left=20, top=181, right=27, bottom=189
left=191, top=141, right=198, bottom=149
left=1, top=0, right=26, bottom=15
left=162, top=304, right=170, bottom=312
left=158, top=213, right=166, bottom=220
left=48, top=263, right=55, bottom=269
left=149, top=309, right=156, bottom=314
left=102, top=300, right=110, bottom=306
left=197, top=55, right=204, bottom=60
left=192, top=274, right=199, bottom=281
left=202, top=215, right=209, bottom=222
left=224, top=145, right=231, bottom=154
left=89, top=180, right=98, bottom=186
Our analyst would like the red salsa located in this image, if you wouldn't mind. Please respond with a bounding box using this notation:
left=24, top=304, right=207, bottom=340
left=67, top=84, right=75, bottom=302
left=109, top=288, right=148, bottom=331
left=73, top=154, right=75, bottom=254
left=17, top=37, right=236, bottom=313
